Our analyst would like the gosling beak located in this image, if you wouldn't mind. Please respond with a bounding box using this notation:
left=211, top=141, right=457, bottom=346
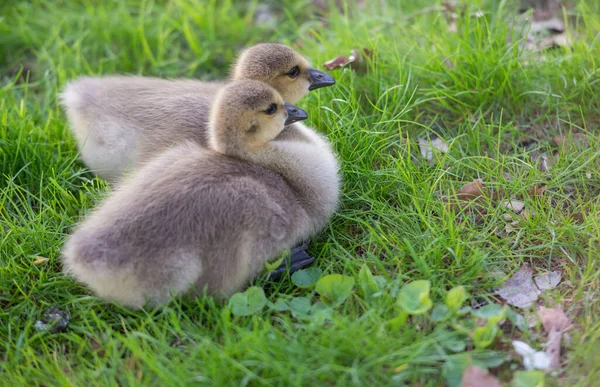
left=307, top=68, right=336, bottom=91
left=284, top=103, right=308, bottom=125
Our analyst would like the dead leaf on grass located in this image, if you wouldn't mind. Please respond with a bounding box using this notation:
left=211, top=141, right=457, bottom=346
left=457, top=178, right=484, bottom=201
left=33, top=257, right=49, bottom=265
left=323, top=48, right=373, bottom=72
left=418, top=137, right=449, bottom=161
left=497, top=266, right=562, bottom=308
left=552, top=133, right=589, bottom=148
left=571, top=212, right=585, bottom=223
left=324, top=56, right=350, bottom=71
left=539, top=156, right=550, bottom=172
left=504, top=220, right=521, bottom=235
left=538, top=304, right=571, bottom=369
left=496, top=266, right=541, bottom=308
left=441, top=179, right=490, bottom=217
left=503, top=199, right=525, bottom=214
left=520, top=210, right=533, bottom=220
left=461, top=365, right=502, bottom=387
left=528, top=185, right=547, bottom=197
left=534, top=271, right=562, bottom=290
left=518, top=1, right=571, bottom=53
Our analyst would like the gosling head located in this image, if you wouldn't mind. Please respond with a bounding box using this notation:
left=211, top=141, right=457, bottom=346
left=209, top=80, right=308, bottom=156
left=231, top=43, right=335, bottom=104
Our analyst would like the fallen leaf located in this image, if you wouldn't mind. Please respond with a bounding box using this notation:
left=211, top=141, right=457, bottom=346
left=496, top=266, right=541, bottom=308
left=457, top=179, right=484, bottom=201
left=552, top=133, right=589, bottom=148
left=461, top=365, right=502, bottom=387
left=539, top=156, right=550, bottom=172
left=419, top=137, right=449, bottom=161
left=528, top=185, right=547, bottom=197
left=503, top=199, right=525, bottom=214
left=34, top=257, right=49, bottom=265
left=512, top=340, right=551, bottom=371
left=323, top=56, right=350, bottom=70
left=533, top=271, right=561, bottom=291
left=538, top=305, right=571, bottom=369
left=520, top=210, right=533, bottom=220
left=323, top=48, right=373, bottom=72
left=571, top=212, right=585, bottom=223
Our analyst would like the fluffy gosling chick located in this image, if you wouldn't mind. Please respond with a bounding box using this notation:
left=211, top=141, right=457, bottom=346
left=60, top=43, right=334, bottom=182
left=62, top=80, right=340, bottom=309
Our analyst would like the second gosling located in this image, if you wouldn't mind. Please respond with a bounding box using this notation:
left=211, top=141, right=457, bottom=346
left=61, top=80, right=340, bottom=309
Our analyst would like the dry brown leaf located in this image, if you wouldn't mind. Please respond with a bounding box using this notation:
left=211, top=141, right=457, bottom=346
left=324, top=56, right=350, bottom=70
left=34, top=257, right=49, bottom=265
left=528, top=185, right=547, bottom=197
left=457, top=179, right=485, bottom=201
left=323, top=48, right=373, bottom=72
left=461, top=366, right=502, bottom=387
left=571, top=212, right=585, bottom=223
left=539, top=156, right=550, bottom=172
left=442, top=179, right=490, bottom=216
left=538, top=305, right=571, bottom=369
left=520, top=210, right=533, bottom=220
left=552, top=133, right=589, bottom=148
left=503, top=199, right=525, bottom=214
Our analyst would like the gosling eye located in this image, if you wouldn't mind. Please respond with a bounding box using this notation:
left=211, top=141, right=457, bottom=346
left=264, top=103, right=277, bottom=115
left=286, top=66, right=300, bottom=78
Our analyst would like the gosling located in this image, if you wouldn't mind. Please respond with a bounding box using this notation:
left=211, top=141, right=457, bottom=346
left=62, top=80, right=340, bottom=309
left=60, top=43, right=335, bottom=182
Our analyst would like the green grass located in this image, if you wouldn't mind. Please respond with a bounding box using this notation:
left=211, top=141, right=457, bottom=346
left=2, top=0, right=600, bottom=385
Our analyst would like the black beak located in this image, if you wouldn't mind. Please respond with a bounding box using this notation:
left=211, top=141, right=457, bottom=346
left=284, top=103, right=308, bottom=125
left=308, top=68, right=336, bottom=91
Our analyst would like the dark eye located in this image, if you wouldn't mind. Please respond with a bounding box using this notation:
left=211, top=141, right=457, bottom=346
left=264, top=103, right=277, bottom=115
left=286, top=66, right=300, bottom=78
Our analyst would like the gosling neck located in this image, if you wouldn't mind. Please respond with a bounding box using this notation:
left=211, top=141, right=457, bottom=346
left=247, top=139, right=339, bottom=231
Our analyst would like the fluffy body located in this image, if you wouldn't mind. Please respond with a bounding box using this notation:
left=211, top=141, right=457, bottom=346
left=62, top=81, right=340, bottom=309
